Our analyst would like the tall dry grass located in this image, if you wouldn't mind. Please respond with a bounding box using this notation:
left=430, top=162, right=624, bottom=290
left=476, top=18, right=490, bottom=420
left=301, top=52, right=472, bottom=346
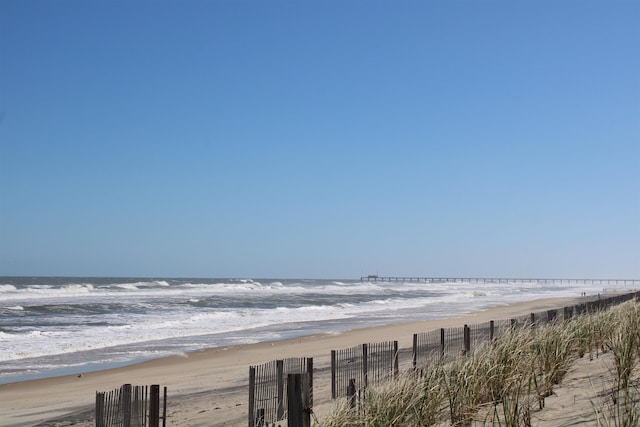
left=319, top=299, right=640, bottom=427
left=592, top=302, right=640, bottom=427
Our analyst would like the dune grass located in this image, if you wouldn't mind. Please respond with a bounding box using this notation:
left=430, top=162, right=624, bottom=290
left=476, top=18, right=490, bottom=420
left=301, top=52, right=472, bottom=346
left=319, top=299, right=640, bottom=427
left=592, top=302, right=640, bottom=427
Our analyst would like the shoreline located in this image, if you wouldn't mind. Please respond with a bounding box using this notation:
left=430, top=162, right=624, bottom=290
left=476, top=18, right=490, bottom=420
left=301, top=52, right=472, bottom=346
left=0, top=293, right=606, bottom=426
left=0, top=292, right=589, bottom=387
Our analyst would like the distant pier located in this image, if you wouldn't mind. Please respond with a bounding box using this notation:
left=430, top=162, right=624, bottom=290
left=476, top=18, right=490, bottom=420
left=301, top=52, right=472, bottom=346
left=360, top=276, right=640, bottom=287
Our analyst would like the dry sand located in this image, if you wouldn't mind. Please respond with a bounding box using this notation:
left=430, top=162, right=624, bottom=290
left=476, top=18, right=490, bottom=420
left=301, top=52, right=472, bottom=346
left=0, top=294, right=624, bottom=426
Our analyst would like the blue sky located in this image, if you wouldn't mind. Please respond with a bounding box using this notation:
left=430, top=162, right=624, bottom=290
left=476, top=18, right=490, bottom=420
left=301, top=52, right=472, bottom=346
left=0, top=0, right=638, bottom=279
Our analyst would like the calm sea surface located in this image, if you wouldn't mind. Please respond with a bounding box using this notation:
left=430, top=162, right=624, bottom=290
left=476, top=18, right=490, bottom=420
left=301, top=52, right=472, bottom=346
left=0, top=276, right=618, bottom=384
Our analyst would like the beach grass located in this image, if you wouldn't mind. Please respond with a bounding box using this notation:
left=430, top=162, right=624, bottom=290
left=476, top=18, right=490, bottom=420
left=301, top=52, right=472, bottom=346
left=320, top=300, right=640, bottom=427
left=591, top=302, right=640, bottom=427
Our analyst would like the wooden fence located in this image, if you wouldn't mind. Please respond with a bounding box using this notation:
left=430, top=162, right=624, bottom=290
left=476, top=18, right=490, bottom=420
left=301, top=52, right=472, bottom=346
left=330, top=341, right=398, bottom=400
left=95, top=384, right=166, bottom=427
left=248, top=357, right=313, bottom=427
left=469, top=321, right=492, bottom=349
left=412, top=291, right=640, bottom=369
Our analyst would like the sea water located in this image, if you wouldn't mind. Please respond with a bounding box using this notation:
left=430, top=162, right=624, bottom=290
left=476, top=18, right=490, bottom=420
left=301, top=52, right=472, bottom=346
left=0, top=276, right=619, bottom=384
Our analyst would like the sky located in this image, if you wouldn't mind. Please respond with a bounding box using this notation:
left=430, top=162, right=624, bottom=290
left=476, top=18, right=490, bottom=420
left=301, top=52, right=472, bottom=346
left=0, top=0, right=638, bottom=279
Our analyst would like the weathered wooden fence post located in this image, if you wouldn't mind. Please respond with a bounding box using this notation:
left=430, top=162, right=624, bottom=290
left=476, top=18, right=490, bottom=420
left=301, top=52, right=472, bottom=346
left=162, top=386, right=167, bottom=427
left=122, top=384, right=132, bottom=427
left=440, top=328, right=445, bottom=356
left=489, top=320, right=495, bottom=341
left=530, top=312, right=536, bottom=328
left=393, top=340, right=399, bottom=378
left=330, top=350, right=336, bottom=399
left=362, top=343, right=368, bottom=391
left=276, top=360, right=284, bottom=420
left=96, top=392, right=105, bottom=427
left=307, top=357, right=313, bottom=411
left=287, top=374, right=310, bottom=427
left=303, top=369, right=312, bottom=427
left=149, top=385, right=160, bottom=427
left=248, top=366, right=256, bottom=427
left=347, top=379, right=356, bottom=408
left=463, top=325, right=470, bottom=355
left=412, top=333, right=418, bottom=368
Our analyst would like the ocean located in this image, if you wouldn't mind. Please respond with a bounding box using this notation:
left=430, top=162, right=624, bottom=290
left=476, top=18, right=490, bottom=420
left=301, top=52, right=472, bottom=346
left=0, top=276, right=623, bottom=384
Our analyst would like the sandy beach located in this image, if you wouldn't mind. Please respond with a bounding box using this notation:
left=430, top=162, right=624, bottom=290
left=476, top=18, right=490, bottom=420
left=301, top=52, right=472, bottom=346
left=0, top=294, right=623, bottom=426
left=4, top=1, right=638, bottom=424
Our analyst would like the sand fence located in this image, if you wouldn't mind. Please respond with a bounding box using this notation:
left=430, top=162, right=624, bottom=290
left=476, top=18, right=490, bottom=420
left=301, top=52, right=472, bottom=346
left=95, top=384, right=167, bottom=427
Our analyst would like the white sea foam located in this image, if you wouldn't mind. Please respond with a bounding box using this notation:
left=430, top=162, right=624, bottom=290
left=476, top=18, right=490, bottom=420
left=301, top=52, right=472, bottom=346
left=0, top=301, right=355, bottom=362
left=115, top=283, right=139, bottom=290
